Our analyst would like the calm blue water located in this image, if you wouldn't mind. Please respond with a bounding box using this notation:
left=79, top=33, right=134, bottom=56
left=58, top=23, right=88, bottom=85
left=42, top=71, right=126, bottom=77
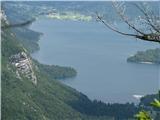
left=31, top=19, right=160, bottom=103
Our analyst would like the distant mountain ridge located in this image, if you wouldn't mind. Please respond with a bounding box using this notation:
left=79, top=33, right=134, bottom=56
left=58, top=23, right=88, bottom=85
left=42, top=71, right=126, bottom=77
left=2, top=1, right=159, bottom=23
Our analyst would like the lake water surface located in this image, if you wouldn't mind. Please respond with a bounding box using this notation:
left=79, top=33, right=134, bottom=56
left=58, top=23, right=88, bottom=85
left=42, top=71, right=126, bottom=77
left=31, top=18, right=160, bottom=103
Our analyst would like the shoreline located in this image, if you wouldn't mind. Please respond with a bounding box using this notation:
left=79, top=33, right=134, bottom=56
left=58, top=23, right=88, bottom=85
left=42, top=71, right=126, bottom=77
left=127, top=60, right=159, bottom=65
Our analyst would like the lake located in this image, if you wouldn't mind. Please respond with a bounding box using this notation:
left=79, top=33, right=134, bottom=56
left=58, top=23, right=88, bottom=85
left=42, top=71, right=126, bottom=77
left=31, top=18, right=160, bottom=103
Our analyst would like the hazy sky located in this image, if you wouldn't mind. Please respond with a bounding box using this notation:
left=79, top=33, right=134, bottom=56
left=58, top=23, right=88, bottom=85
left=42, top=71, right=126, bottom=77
left=1, top=0, right=159, bottom=1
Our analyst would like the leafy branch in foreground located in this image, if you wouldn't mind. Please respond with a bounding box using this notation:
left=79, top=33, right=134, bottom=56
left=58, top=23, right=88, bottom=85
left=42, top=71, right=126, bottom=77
left=135, top=92, right=160, bottom=120
left=151, top=99, right=160, bottom=108
left=135, top=111, right=152, bottom=120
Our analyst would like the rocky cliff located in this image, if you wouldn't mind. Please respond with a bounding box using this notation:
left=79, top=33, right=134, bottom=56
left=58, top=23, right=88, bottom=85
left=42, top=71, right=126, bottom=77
left=10, top=52, right=37, bottom=85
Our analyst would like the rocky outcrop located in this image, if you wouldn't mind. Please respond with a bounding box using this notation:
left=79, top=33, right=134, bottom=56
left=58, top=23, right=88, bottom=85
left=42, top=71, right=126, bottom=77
left=10, top=52, right=37, bottom=85
left=1, top=10, right=7, bottom=22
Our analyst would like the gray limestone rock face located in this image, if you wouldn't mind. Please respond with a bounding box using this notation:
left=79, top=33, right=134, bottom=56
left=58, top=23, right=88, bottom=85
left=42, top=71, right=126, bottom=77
left=10, top=52, right=37, bottom=85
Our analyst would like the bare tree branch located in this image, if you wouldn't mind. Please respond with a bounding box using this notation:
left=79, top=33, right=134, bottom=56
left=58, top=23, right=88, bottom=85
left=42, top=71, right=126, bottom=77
left=97, top=14, right=160, bottom=43
left=112, top=2, right=146, bottom=36
left=96, top=2, right=160, bottom=43
left=133, top=3, right=160, bottom=33
left=96, top=14, right=138, bottom=37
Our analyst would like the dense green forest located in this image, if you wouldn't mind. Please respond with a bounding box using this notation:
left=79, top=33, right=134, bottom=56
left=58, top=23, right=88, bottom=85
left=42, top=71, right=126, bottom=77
left=127, top=48, right=160, bottom=64
left=34, top=60, right=77, bottom=79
